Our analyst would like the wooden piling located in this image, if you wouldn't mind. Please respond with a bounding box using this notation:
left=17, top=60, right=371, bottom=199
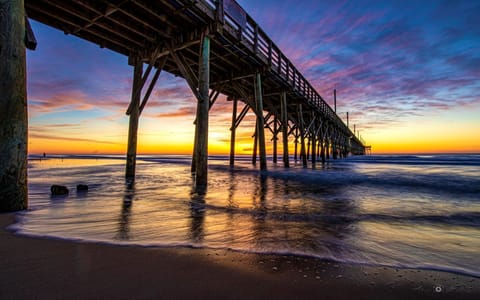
left=194, top=34, right=210, bottom=186
left=334, top=88, right=337, bottom=113
left=320, top=137, right=326, bottom=163
left=273, top=117, right=278, bottom=163
left=317, top=135, right=321, bottom=159
left=333, top=134, right=338, bottom=159
left=311, top=122, right=316, bottom=167
left=298, top=104, right=307, bottom=167
left=191, top=122, right=198, bottom=173
left=229, top=98, right=237, bottom=167
left=307, top=138, right=311, bottom=161
left=0, top=0, right=28, bottom=211
left=280, top=92, right=289, bottom=168
left=326, top=138, right=330, bottom=159
left=320, top=124, right=327, bottom=163
left=252, top=125, right=257, bottom=165
left=294, top=127, right=298, bottom=162
left=340, top=142, right=343, bottom=158
left=254, top=73, right=267, bottom=170
left=125, top=58, right=143, bottom=178
left=319, top=140, right=324, bottom=162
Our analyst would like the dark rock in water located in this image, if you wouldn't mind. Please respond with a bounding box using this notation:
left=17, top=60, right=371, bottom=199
left=76, top=184, right=88, bottom=191
left=51, top=185, right=69, bottom=195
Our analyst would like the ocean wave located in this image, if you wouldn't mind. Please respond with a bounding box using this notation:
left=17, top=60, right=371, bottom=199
left=191, top=199, right=480, bottom=228
left=225, top=166, right=480, bottom=196
left=346, top=154, right=480, bottom=167
left=10, top=221, right=480, bottom=279
left=359, top=212, right=480, bottom=228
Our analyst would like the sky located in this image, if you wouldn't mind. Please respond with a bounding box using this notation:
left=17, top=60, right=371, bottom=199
left=26, top=0, right=480, bottom=155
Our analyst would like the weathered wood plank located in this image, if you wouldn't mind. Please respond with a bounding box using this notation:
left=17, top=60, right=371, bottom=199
left=229, top=98, right=237, bottom=167
left=194, top=34, right=210, bottom=187
left=254, top=73, right=267, bottom=170
left=272, top=116, right=278, bottom=164
left=280, top=91, right=289, bottom=168
left=125, top=58, right=143, bottom=178
left=298, top=104, right=307, bottom=167
left=0, top=0, right=28, bottom=211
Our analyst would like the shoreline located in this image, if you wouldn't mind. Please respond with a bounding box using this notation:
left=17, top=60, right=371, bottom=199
left=1, top=212, right=479, bottom=299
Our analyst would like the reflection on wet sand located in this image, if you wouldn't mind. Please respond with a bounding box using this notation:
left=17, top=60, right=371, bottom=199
left=219, top=170, right=358, bottom=255
left=189, top=185, right=206, bottom=243
left=97, top=162, right=360, bottom=256
left=116, top=180, right=135, bottom=240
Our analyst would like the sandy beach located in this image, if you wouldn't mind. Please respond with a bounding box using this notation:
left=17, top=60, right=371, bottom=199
left=1, top=213, right=479, bottom=299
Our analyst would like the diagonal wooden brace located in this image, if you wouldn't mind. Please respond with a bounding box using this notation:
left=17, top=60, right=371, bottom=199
left=126, top=47, right=162, bottom=115
left=169, top=45, right=201, bottom=101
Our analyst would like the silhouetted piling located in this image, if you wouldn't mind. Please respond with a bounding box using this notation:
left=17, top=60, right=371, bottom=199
left=0, top=0, right=28, bottom=211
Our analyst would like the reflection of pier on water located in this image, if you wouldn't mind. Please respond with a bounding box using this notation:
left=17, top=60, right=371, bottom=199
left=111, top=164, right=359, bottom=257
left=227, top=171, right=359, bottom=255
left=189, top=185, right=206, bottom=244
left=116, top=179, right=135, bottom=241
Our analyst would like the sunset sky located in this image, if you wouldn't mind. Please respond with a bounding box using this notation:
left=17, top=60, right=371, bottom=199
left=26, top=0, right=480, bottom=155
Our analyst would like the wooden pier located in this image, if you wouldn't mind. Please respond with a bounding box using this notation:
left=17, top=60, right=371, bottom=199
left=1, top=0, right=366, bottom=211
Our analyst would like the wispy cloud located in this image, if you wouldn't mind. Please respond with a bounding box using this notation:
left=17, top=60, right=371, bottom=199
left=154, top=106, right=196, bottom=118
left=29, top=90, right=93, bottom=113
left=238, top=0, right=480, bottom=130
left=29, top=133, right=121, bottom=145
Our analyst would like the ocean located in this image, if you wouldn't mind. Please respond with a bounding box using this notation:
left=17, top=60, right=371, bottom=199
left=11, top=154, right=480, bottom=278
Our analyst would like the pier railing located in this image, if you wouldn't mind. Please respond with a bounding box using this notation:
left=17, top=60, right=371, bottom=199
left=201, top=0, right=360, bottom=144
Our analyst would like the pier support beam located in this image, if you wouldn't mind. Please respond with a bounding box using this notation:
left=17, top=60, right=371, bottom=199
left=317, top=137, right=321, bottom=160
left=0, top=0, right=28, bottom=211
left=280, top=92, right=289, bottom=168
left=333, top=133, right=338, bottom=160
left=254, top=73, right=267, bottom=170
left=321, top=126, right=328, bottom=163
left=125, top=58, right=143, bottom=178
left=272, top=117, right=278, bottom=163
left=306, top=138, right=310, bottom=161
left=320, top=138, right=326, bottom=163
left=298, top=104, right=307, bottom=167
left=194, top=35, right=210, bottom=186
left=311, top=122, right=317, bottom=168
left=326, top=137, right=330, bottom=160
left=294, top=127, right=298, bottom=162
left=124, top=52, right=164, bottom=179
left=169, top=36, right=210, bottom=184
left=252, top=126, right=257, bottom=165
left=229, top=98, right=237, bottom=167
left=192, top=90, right=220, bottom=173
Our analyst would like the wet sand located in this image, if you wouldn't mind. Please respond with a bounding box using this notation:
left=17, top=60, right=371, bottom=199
left=1, top=213, right=478, bottom=299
